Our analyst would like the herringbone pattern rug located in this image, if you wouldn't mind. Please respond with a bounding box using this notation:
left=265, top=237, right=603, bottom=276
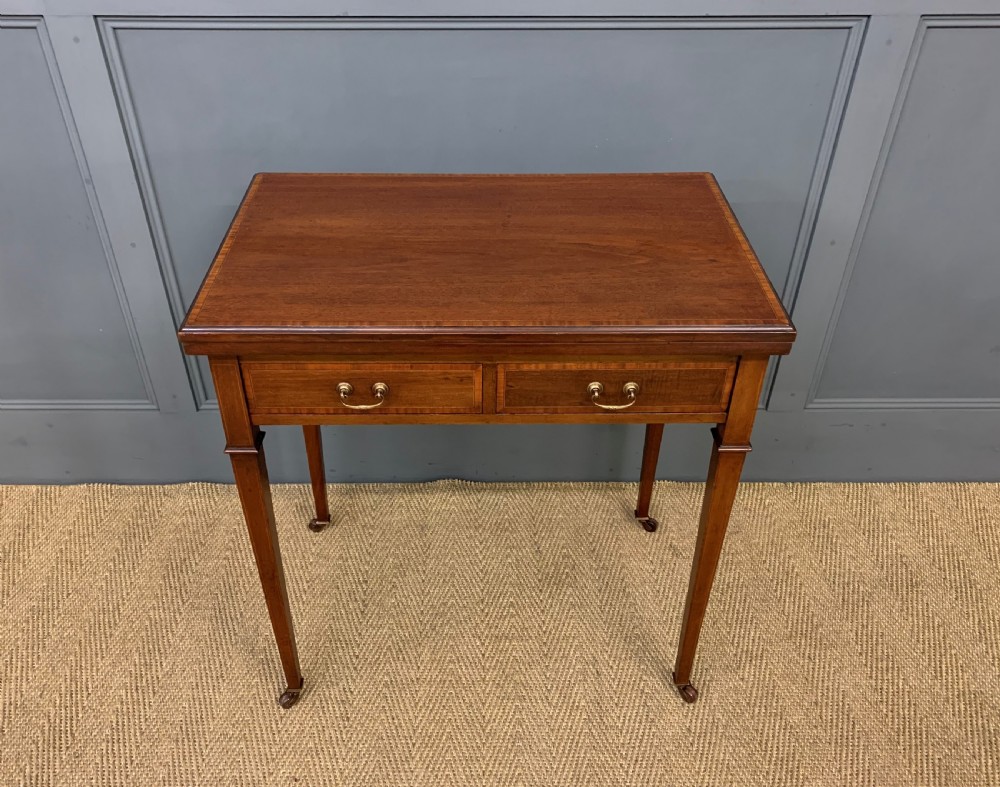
left=1, top=482, right=997, bottom=786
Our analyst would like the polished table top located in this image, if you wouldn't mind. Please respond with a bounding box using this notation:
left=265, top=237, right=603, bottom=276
left=180, top=173, right=794, bottom=355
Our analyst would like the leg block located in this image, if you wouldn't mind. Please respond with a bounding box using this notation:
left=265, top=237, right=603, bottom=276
left=278, top=678, right=304, bottom=709
left=303, top=425, right=331, bottom=532
left=672, top=673, right=699, bottom=704
left=228, top=431, right=304, bottom=704
left=672, top=439, right=749, bottom=691
left=634, top=424, right=664, bottom=532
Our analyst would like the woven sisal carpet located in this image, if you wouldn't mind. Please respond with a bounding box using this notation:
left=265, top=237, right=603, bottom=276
left=1, top=481, right=997, bottom=786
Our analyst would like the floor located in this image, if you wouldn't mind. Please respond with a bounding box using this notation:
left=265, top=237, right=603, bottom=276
left=1, top=481, right=997, bottom=786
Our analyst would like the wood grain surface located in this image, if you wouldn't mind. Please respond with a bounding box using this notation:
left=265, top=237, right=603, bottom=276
left=497, top=361, right=736, bottom=414
left=184, top=173, right=797, bottom=708
left=243, top=362, right=483, bottom=415
left=179, top=173, right=794, bottom=356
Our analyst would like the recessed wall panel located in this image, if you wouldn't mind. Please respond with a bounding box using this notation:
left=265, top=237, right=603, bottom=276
left=0, top=23, right=147, bottom=405
left=817, top=22, right=1000, bottom=403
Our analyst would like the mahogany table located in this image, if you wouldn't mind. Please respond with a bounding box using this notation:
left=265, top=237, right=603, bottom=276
left=178, top=173, right=796, bottom=708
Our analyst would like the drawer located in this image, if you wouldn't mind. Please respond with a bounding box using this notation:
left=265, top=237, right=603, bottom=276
left=497, top=361, right=736, bottom=415
left=242, top=362, right=482, bottom=415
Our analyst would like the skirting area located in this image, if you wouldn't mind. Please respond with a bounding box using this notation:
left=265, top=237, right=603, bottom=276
left=1, top=481, right=997, bottom=786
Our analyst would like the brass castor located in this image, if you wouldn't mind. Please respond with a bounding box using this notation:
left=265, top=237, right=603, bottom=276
left=278, top=681, right=304, bottom=709
left=308, top=517, right=331, bottom=533
left=672, top=673, right=698, bottom=704
left=635, top=514, right=658, bottom=533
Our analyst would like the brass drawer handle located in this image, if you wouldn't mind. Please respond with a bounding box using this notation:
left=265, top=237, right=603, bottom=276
left=588, top=381, right=639, bottom=410
left=337, top=381, right=388, bottom=409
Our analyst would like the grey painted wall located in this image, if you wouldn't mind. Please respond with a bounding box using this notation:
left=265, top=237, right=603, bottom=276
left=817, top=22, right=1000, bottom=405
left=0, top=21, right=150, bottom=406
left=1, top=5, right=998, bottom=483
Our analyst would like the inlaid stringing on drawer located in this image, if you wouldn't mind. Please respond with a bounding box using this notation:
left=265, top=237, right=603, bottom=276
left=496, top=360, right=737, bottom=415
left=242, top=362, right=483, bottom=415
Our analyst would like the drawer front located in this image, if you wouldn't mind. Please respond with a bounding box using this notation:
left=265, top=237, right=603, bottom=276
left=497, top=361, right=736, bottom=414
left=243, top=362, right=482, bottom=415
